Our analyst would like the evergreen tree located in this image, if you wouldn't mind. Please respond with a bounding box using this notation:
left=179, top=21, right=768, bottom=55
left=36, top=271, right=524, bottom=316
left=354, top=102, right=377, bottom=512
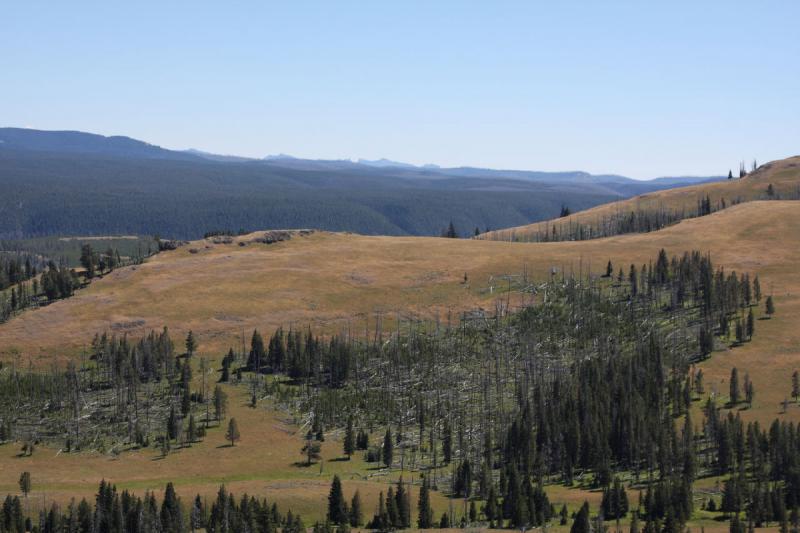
left=395, top=478, right=411, bottom=528
left=225, top=418, right=240, bottom=446
left=187, top=415, right=197, bottom=444
left=343, top=415, right=355, bottom=458
left=349, top=491, right=363, bottom=527
left=730, top=368, right=740, bottom=405
left=766, top=295, right=775, bottom=317
left=417, top=477, right=433, bottom=529
left=185, top=330, right=197, bottom=357
left=18, top=472, right=31, bottom=498
left=571, top=502, right=591, bottom=533
left=213, top=386, right=228, bottom=421
left=327, top=475, right=347, bottom=525
left=382, top=429, right=393, bottom=468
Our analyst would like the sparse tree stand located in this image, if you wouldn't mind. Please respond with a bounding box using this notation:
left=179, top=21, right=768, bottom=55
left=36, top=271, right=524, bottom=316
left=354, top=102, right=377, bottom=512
left=225, top=418, right=240, bottom=446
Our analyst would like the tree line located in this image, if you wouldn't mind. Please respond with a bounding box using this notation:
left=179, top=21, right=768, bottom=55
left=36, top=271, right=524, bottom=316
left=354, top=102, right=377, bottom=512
left=0, top=479, right=305, bottom=533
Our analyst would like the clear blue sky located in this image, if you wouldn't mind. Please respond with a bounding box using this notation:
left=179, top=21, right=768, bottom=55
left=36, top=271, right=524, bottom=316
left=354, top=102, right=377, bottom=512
left=1, top=1, right=798, bottom=178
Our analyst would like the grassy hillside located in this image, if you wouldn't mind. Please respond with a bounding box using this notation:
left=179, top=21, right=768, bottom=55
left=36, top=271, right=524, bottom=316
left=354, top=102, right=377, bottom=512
left=2, top=201, right=799, bottom=425
left=479, top=155, right=800, bottom=241
left=1, top=199, right=799, bottom=528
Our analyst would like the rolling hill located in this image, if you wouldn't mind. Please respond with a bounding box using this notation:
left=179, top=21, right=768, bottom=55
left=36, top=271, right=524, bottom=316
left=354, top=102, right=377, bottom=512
left=0, top=162, right=798, bottom=528
left=1, top=200, right=798, bottom=424
left=479, top=155, right=800, bottom=241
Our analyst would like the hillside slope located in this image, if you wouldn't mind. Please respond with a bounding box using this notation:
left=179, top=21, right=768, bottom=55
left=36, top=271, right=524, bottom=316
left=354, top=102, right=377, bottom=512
left=2, top=201, right=799, bottom=421
left=1, top=201, right=799, bottom=525
left=479, top=155, right=800, bottom=241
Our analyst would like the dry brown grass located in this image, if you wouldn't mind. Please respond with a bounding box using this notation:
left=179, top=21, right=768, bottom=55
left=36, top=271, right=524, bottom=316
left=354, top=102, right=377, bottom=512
left=1, top=184, right=799, bottom=526
left=2, top=201, right=799, bottom=427
left=480, top=156, right=800, bottom=242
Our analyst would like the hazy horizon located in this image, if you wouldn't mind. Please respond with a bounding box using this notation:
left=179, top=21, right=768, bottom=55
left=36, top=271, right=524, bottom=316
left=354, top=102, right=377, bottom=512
left=2, top=1, right=798, bottom=178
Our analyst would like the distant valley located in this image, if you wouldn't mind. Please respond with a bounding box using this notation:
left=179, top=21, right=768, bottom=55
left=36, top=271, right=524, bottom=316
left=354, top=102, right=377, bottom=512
left=0, top=127, right=721, bottom=240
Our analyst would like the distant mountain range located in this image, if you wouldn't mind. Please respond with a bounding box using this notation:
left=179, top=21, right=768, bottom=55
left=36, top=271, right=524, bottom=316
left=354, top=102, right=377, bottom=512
left=0, top=127, right=724, bottom=240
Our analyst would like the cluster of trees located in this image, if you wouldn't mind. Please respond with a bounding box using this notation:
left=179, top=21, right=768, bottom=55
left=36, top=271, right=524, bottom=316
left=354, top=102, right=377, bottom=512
left=0, top=480, right=304, bottom=533
left=0, top=261, right=80, bottom=323
left=0, top=253, right=40, bottom=291
left=1, top=242, right=139, bottom=324
left=220, top=249, right=771, bottom=530
left=78, top=243, right=122, bottom=279
left=502, top=202, right=725, bottom=243
left=0, top=328, right=219, bottom=454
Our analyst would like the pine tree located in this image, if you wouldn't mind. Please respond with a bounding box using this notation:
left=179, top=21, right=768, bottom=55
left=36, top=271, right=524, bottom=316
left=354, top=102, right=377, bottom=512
left=160, top=482, right=183, bottom=533
left=343, top=415, right=355, bottom=458
left=18, top=472, right=31, bottom=498
left=167, top=405, right=179, bottom=440
left=395, top=478, right=411, bottom=528
left=349, top=490, right=363, bottom=527
left=225, top=418, right=240, bottom=446
left=327, top=475, right=347, bottom=524
left=213, top=386, right=228, bottom=422
left=730, top=368, right=740, bottom=405
left=417, top=476, right=433, bottom=529
left=766, top=295, right=775, bottom=317
left=443, top=420, right=453, bottom=464
left=605, top=260, right=613, bottom=278
left=382, top=429, right=393, bottom=468
left=571, top=501, right=591, bottom=533
left=187, top=415, right=197, bottom=444
left=185, top=330, right=197, bottom=357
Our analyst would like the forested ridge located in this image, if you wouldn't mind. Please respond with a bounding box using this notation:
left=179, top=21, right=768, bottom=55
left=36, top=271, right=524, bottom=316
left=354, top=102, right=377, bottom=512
left=0, top=129, right=720, bottom=241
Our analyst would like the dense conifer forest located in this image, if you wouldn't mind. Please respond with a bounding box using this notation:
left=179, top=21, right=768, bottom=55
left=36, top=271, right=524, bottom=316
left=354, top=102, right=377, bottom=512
left=0, top=133, right=720, bottom=240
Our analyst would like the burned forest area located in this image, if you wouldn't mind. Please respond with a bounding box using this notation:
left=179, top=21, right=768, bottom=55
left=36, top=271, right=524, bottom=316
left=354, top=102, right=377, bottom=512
left=0, top=248, right=788, bottom=533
